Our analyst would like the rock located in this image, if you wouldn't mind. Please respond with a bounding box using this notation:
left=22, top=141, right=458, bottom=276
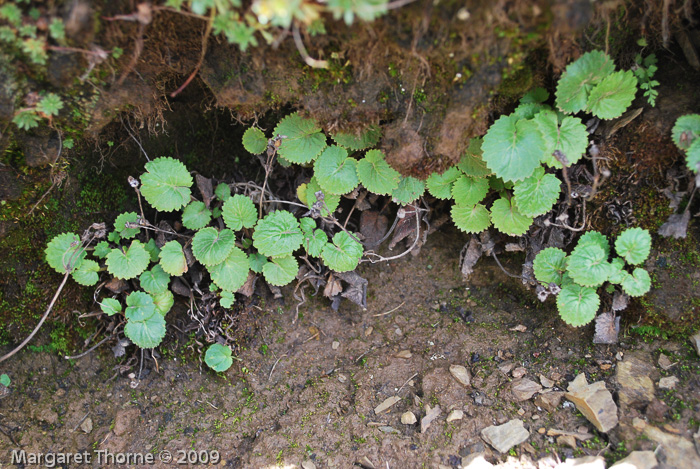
left=657, top=353, right=674, bottom=370
left=358, top=456, right=376, bottom=469
left=617, top=354, right=656, bottom=409
left=80, top=417, right=93, bottom=434
left=557, top=435, right=577, bottom=449
left=20, top=127, right=62, bottom=167
left=461, top=453, right=493, bottom=468
left=632, top=417, right=647, bottom=430
left=301, top=461, right=317, bottom=469
left=646, top=399, right=669, bottom=422
left=564, top=373, right=618, bottom=433
left=421, top=405, right=441, bottom=433
left=540, top=375, right=555, bottom=388
left=113, top=408, right=140, bottom=436
left=644, top=425, right=700, bottom=469
left=401, top=411, right=417, bottom=424
left=36, top=408, right=59, bottom=425
left=374, top=396, right=401, bottom=415
left=480, top=419, right=530, bottom=453
left=512, top=367, right=527, bottom=379
left=534, top=391, right=563, bottom=412
left=498, top=362, right=514, bottom=374
left=395, top=350, right=412, bottom=359
left=446, top=409, right=464, bottom=422
left=449, top=365, right=471, bottom=387
left=610, top=451, right=658, bottom=469
left=690, top=332, right=700, bottom=356
left=332, top=341, right=339, bottom=350
left=658, top=376, right=679, bottom=389
left=378, top=426, right=399, bottom=434
left=511, top=378, right=542, bottom=401
left=557, top=456, right=605, bottom=468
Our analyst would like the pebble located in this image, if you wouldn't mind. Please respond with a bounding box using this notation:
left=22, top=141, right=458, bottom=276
left=449, top=365, right=471, bottom=387
left=658, top=353, right=674, bottom=370
left=337, top=374, right=347, bottom=383
left=512, top=367, right=527, bottom=379
left=332, top=341, right=339, bottom=350
left=480, top=419, right=530, bottom=453
left=498, top=362, right=514, bottom=374
left=691, top=332, right=700, bottom=356
left=80, top=417, right=93, bottom=434
left=374, top=396, right=401, bottom=414
left=617, top=354, right=656, bottom=408
left=534, top=391, right=563, bottom=412
left=564, top=374, right=618, bottom=433
left=446, top=409, right=464, bottom=422
left=511, top=378, right=542, bottom=401
left=658, top=376, right=679, bottom=389
left=538, top=427, right=546, bottom=434
left=539, top=375, right=555, bottom=388
left=395, top=350, right=412, bottom=359
left=301, top=461, right=317, bottom=469
left=610, top=451, right=658, bottom=469
left=365, top=326, right=373, bottom=337
left=421, top=405, right=442, bottom=433
left=401, top=411, right=417, bottom=425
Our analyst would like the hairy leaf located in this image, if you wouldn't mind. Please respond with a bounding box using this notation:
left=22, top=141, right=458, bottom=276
left=356, top=149, right=400, bottom=195
left=451, top=204, right=491, bottom=234
left=452, top=175, right=489, bottom=206
left=222, top=194, right=258, bottom=231
left=208, top=246, right=250, bottom=292
left=614, top=227, right=651, bottom=265
left=303, top=227, right=328, bottom=258
left=577, top=231, right=611, bottom=258
left=607, top=257, right=628, bottom=284
left=205, top=344, right=233, bottom=372
left=71, top=259, right=100, bottom=286
left=331, top=125, right=381, bottom=151
left=140, top=157, right=193, bottom=212
left=586, top=70, right=637, bottom=119
left=303, top=177, right=341, bottom=216
left=314, top=145, right=359, bottom=195
left=274, top=113, right=327, bottom=164
left=321, top=231, right=363, bottom=272
left=482, top=115, right=545, bottom=182
left=182, top=201, right=211, bottom=230
left=567, top=244, right=610, bottom=287
left=215, top=182, right=231, bottom=202
left=106, top=241, right=150, bottom=280
left=457, top=138, right=491, bottom=177
left=426, top=167, right=461, bottom=200
left=556, top=284, right=600, bottom=327
left=520, top=87, right=550, bottom=104
left=219, top=290, right=235, bottom=308
left=533, top=247, right=567, bottom=285
left=555, top=50, right=615, bottom=114
left=242, top=127, right=267, bottom=154
left=248, top=252, right=267, bottom=273
left=263, top=255, right=299, bottom=286
left=621, top=268, right=651, bottom=297
left=192, top=227, right=236, bottom=267
left=114, top=212, right=141, bottom=239
left=139, top=264, right=170, bottom=295
left=392, top=176, right=425, bottom=205
left=534, top=110, right=588, bottom=168
left=94, top=241, right=112, bottom=259
left=125, top=304, right=166, bottom=349
left=125, top=291, right=156, bottom=320
left=100, top=298, right=121, bottom=316
left=671, top=114, right=700, bottom=151
left=152, top=289, right=174, bottom=315
left=512, top=167, right=561, bottom=217
left=253, top=210, right=303, bottom=257
left=686, top=139, right=700, bottom=173
left=45, top=232, right=86, bottom=274
left=490, top=198, right=533, bottom=236
left=159, top=241, right=188, bottom=276
left=37, top=93, right=64, bottom=117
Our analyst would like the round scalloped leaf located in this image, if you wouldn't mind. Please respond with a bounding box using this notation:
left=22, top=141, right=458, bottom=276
left=686, top=139, right=700, bottom=173
left=314, top=145, right=359, bottom=195
left=621, top=268, right=651, bottom=297
left=262, top=255, right=299, bottom=286
left=608, top=257, right=627, bottom=284
left=586, top=70, right=638, bottom=120
left=45, top=232, right=86, bottom=274
left=114, top=212, right=141, bottom=239
left=304, top=177, right=341, bottom=216
left=71, top=259, right=100, bottom=286
left=182, top=201, right=211, bottom=230
left=512, top=167, right=561, bottom=217
left=672, top=114, right=700, bottom=150
left=356, top=149, right=400, bottom=195
left=106, top=241, right=150, bottom=280
left=300, top=217, right=316, bottom=234
left=222, top=194, right=258, bottom=231
left=331, top=125, right=381, bottom=151
left=139, top=264, right=170, bottom=295
left=520, top=87, right=550, bottom=104
left=452, top=175, right=489, bottom=206
left=555, top=50, right=615, bottom=114
left=392, top=176, right=425, bottom=205
left=567, top=244, right=611, bottom=287
left=140, top=157, right=193, bottom=212
left=533, top=247, right=567, bottom=285
left=321, top=231, right=363, bottom=272
left=303, top=228, right=328, bottom=258
left=512, top=102, right=546, bottom=120
left=556, top=284, right=599, bottom=327
left=215, top=183, right=231, bottom=202
left=242, top=127, right=267, bottom=154
left=614, top=227, right=651, bottom=265
left=274, top=113, right=327, bottom=164
left=219, top=290, right=235, bottom=308
left=426, top=167, right=461, bottom=200
left=208, top=246, right=249, bottom=292
left=577, top=231, right=611, bottom=258
left=125, top=291, right=156, bottom=320
left=482, top=115, right=545, bottom=182
left=457, top=138, right=491, bottom=177
left=144, top=239, right=160, bottom=262
left=451, top=204, right=491, bottom=234
left=534, top=110, right=588, bottom=168
left=152, top=289, right=174, bottom=315
left=248, top=252, right=267, bottom=273
left=490, top=198, right=533, bottom=236
left=94, top=241, right=112, bottom=259
left=100, top=298, right=121, bottom=316
left=192, top=227, right=235, bottom=267
left=253, top=210, right=303, bottom=258
left=159, top=241, right=187, bottom=276
left=205, top=343, right=233, bottom=372
left=125, top=309, right=166, bottom=348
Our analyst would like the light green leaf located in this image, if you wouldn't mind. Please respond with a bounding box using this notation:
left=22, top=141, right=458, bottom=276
left=671, top=114, right=700, bottom=151
left=152, top=289, right=174, bottom=315
left=114, top=212, right=141, bottom=239
left=392, top=176, right=425, bottom=205
left=215, top=183, right=231, bottom=201
left=0, top=374, right=9, bottom=387
left=49, top=18, right=65, bottom=40
left=303, top=177, right=341, bottom=216
left=451, top=204, right=491, bottom=234
left=108, top=231, right=121, bottom=244
left=556, top=284, right=599, bottom=327
left=686, top=139, right=700, bottom=173
left=208, top=246, right=249, bottom=292
left=321, top=231, right=363, bottom=272
left=45, top=232, right=86, bottom=274
left=331, top=125, right=381, bottom=151
left=248, top=252, right=267, bottom=273
left=36, top=93, right=64, bottom=117
left=621, top=268, right=651, bottom=297
left=356, top=149, right=400, bottom=195
left=451, top=175, right=489, bottom=206
left=140, top=157, right=193, bottom=212
left=608, top=257, right=627, bottom=284
left=520, top=87, right=550, bottom=104
left=274, top=113, right=327, bottom=164
left=139, top=264, right=170, bottom=295
left=125, top=291, right=156, bottom=319
left=0, top=4, right=22, bottom=26
left=100, top=298, right=121, bottom=316
left=205, top=343, right=233, bottom=372
left=124, top=295, right=166, bottom=348
left=253, top=210, right=303, bottom=257
left=182, top=201, right=211, bottom=230
left=94, top=241, right=112, bottom=259
left=586, top=70, right=638, bottom=119
left=567, top=244, right=610, bottom=287
left=426, top=167, right=461, bottom=200
left=314, top=145, right=359, bottom=195
left=222, top=194, right=258, bottom=231
left=512, top=102, right=546, bottom=120
left=512, top=167, right=561, bottom=217
left=457, top=138, right=491, bottom=177
left=555, top=50, right=615, bottom=114
left=71, top=259, right=100, bottom=286
left=220, top=290, right=235, bottom=308
left=533, top=247, right=567, bottom=285
left=482, top=115, right=545, bottom=182
left=191, top=227, right=236, bottom=267
left=490, top=198, right=533, bottom=236
left=159, top=241, right=188, bottom=276
left=242, top=127, right=267, bottom=154
left=577, top=231, right=611, bottom=258
left=263, top=255, right=299, bottom=286
left=12, top=110, right=40, bottom=130
left=106, top=240, right=150, bottom=280
left=534, top=110, right=588, bottom=168
left=614, top=227, right=651, bottom=265
left=302, top=224, right=328, bottom=258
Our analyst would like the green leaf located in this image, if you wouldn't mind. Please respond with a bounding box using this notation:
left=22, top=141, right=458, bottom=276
left=152, top=289, right=174, bottom=315
left=242, top=127, right=267, bottom=154
left=0, top=26, right=16, bottom=43
left=577, top=231, right=611, bottom=258
left=140, top=157, right=193, bottom=212
left=107, top=241, right=150, bottom=280
left=314, top=145, right=359, bottom=195
left=567, top=244, right=610, bottom=287
left=114, top=211, right=141, bottom=239
left=274, top=113, right=327, bottom=164
left=555, top=50, right=615, bottom=114
left=533, top=248, right=567, bottom=285
left=94, top=241, right=112, bottom=259
left=144, top=238, right=161, bottom=262
left=159, top=241, right=188, bottom=276
left=182, top=201, right=211, bottom=230
left=222, top=194, right=257, bottom=231
left=71, top=259, right=100, bottom=286
left=621, top=268, right=651, bottom=297
left=192, top=227, right=236, bottom=267
left=482, top=115, right=545, bottom=182
left=356, top=149, right=400, bottom=195
left=512, top=167, right=561, bottom=217
left=331, top=125, right=381, bottom=151
left=687, top=139, right=700, bottom=173
left=533, top=110, right=588, bottom=168
left=512, top=102, right=547, bottom=120
left=302, top=177, right=341, bottom=216
left=452, top=175, right=489, bottom=206
left=0, top=374, right=9, bottom=387
left=321, top=231, right=363, bottom=272
left=451, top=204, right=491, bottom=234
left=215, top=183, right=231, bottom=201
left=49, top=18, right=65, bottom=40
left=125, top=294, right=166, bottom=348
left=520, top=87, right=549, bottom=104
left=586, top=70, right=638, bottom=119
left=263, top=255, right=299, bottom=286
left=457, top=138, right=491, bottom=177
left=303, top=227, right=328, bottom=258
left=556, top=284, right=599, bottom=327
left=614, top=227, right=651, bottom=265
left=12, top=110, right=40, bottom=130
left=36, top=93, right=64, bottom=117
left=139, top=264, right=170, bottom=295
left=608, top=257, right=627, bottom=284
left=490, top=198, right=533, bottom=236
left=219, top=290, right=235, bottom=308
left=100, top=298, right=122, bottom=316
left=425, top=167, right=461, bottom=200
left=22, top=38, right=48, bottom=65
left=327, top=0, right=388, bottom=24
left=392, top=176, right=425, bottom=205
left=205, top=344, right=233, bottom=372
left=0, top=4, right=22, bottom=26
left=208, top=246, right=249, bottom=292
left=671, top=114, right=700, bottom=150
left=248, top=252, right=267, bottom=273
left=45, top=233, right=86, bottom=274
left=253, top=210, right=303, bottom=257
left=108, top=231, right=121, bottom=243
left=125, top=291, right=156, bottom=319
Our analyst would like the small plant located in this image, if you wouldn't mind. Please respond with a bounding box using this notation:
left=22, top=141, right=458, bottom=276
left=533, top=228, right=652, bottom=326
left=633, top=39, right=660, bottom=107
left=672, top=114, right=700, bottom=174
left=0, top=374, right=9, bottom=387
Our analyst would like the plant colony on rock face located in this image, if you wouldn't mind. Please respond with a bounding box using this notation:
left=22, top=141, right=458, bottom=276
left=44, top=50, right=652, bottom=371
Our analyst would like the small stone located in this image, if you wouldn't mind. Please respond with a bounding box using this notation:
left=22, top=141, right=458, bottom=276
left=644, top=425, right=700, bottom=468
left=401, top=411, right=417, bottom=424
left=449, top=365, right=471, bottom=387
left=365, top=326, right=373, bottom=337
left=511, top=378, right=542, bottom=401
left=532, top=415, right=540, bottom=420
left=480, top=419, right=530, bottom=453
left=564, top=373, right=618, bottom=433
left=55, top=388, right=66, bottom=397
left=557, top=435, right=577, bottom=449
left=538, top=427, right=546, bottom=434
left=395, top=350, right=412, bottom=359
left=599, top=363, right=612, bottom=371
left=658, top=376, right=679, bottom=390
left=510, top=324, right=527, bottom=332
left=332, top=341, right=340, bottom=350
left=617, top=354, right=656, bottom=408
left=498, top=362, right=514, bottom=374
left=379, top=426, right=399, bottom=434
left=358, top=456, right=376, bottom=469
left=337, top=374, right=347, bottom=383
left=421, top=405, right=442, bottom=433
left=461, top=454, right=493, bottom=468
left=517, top=408, right=525, bottom=416
left=80, top=417, right=93, bottom=434
left=512, top=367, right=527, bottom=379
left=615, top=351, right=624, bottom=361
left=632, top=417, right=647, bottom=430
left=540, top=375, right=555, bottom=388
left=610, top=451, right=657, bottom=469
left=658, top=353, right=674, bottom=370
left=446, top=409, right=464, bottom=422
left=301, top=461, right=317, bottom=469
left=394, top=328, right=402, bottom=336
left=557, top=456, right=605, bottom=468
left=690, top=332, right=700, bottom=356
left=534, top=391, right=563, bottom=412
left=374, top=396, right=401, bottom=415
